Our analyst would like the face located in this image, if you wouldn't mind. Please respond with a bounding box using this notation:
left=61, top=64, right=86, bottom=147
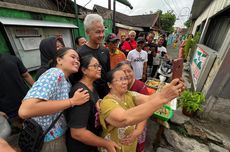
left=108, top=40, right=119, bottom=52
left=147, top=33, right=154, bottom=43
left=158, top=38, right=164, bottom=46
left=78, top=37, right=87, bottom=46
left=109, top=70, right=128, bottom=94
left=57, top=49, right=80, bottom=75
left=56, top=40, right=64, bottom=50
left=84, top=57, right=101, bottom=80
left=87, top=21, right=105, bottom=45
left=137, top=41, right=145, bottom=49
left=121, top=35, right=126, bottom=41
left=120, top=64, right=135, bottom=86
left=129, top=32, right=136, bottom=41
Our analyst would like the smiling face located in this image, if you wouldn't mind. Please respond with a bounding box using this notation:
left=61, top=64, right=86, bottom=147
left=87, top=21, right=105, bottom=45
left=109, top=70, right=128, bottom=95
left=119, top=64, right=135, bottom=87
left=83, top=57, right=102, bottom=80
left=57, top=49, right=80, bottom=76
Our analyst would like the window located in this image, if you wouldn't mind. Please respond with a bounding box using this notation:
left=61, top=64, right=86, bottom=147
left=203, top=9, right=230, bottom=51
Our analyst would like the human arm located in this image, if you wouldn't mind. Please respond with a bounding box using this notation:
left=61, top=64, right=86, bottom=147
left=0, top=138, right=16, bottom=152
left=66, top=94, right=120, bottom=152
left=70, top=128, right=120, bottom=151
left=19, top=88, right=89, bottom=119
left=120, top=120, right=146, bottom=145
left=142, top=62, right=147, bottom=81
left=102, top=79, right=184, bottom=127
left=22, top=72, right=34, bottom=86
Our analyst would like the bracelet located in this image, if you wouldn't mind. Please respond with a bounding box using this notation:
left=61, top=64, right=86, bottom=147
left=69, top=98, right=74, bottom=107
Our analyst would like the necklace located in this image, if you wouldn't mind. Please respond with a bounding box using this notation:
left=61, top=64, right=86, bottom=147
left=109, top=93, right=127, bottom=106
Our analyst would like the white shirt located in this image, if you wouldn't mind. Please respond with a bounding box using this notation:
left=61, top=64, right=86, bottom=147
left=127, top=49, right=148, bottom=80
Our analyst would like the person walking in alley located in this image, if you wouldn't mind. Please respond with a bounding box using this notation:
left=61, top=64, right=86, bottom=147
left=127, top=37, right=148, bottom=82
left=77, top=14, right=110, bottom=98
left=105, top=33, right=126, bottom=69
left=0, top=53, right=34, bottom=132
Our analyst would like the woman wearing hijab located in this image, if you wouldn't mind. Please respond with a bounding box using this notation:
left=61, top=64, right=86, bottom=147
left=35, top=36, right=65, bottom=80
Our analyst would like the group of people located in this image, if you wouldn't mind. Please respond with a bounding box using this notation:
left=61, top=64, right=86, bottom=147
left=0, top=13, right=185, bottom=152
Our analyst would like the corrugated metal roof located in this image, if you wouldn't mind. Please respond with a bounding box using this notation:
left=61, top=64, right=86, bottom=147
left=0, top=17, right=78, bottom=28
left=93, top=5, right=160, bottom=28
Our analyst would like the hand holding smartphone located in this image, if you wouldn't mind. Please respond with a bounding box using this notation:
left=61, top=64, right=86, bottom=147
left=172, top=58, right=183, bottom=80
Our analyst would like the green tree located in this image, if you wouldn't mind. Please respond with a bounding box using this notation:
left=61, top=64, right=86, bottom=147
left=159, top=10, right=176, bottom=33
left=184, top=19, right=192, bottom=28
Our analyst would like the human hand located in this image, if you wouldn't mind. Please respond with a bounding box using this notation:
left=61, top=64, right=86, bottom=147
left=96, top=99, right=102, bottom=112
left=105, top=140, right=121, bottom=152
left=0, top=138, right=16, bottom=152
left=71, top=88, right=90, bottom=106
left=160, top=78, right=185, bottom=103
left=120, top=130, right=139, bottom=145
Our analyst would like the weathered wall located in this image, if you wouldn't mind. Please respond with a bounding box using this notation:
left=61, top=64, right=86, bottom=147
left=192, top=0, right=230, bottom=35
left=0, top=7, right=79, bottom=54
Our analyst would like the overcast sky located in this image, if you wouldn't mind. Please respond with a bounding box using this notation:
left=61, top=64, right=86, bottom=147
left=75, top=0, right=194, bottom=28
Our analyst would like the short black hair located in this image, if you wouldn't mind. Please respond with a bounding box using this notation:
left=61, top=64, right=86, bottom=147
left=75, top=36, right=84, bottom=45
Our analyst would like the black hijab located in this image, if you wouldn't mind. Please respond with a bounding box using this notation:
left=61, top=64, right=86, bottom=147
left=39, top=36, right=65, bottom=65
left=35, top=37, right=65, bottom=80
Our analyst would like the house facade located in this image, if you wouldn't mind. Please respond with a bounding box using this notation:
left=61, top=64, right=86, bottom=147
left=190, top=0, right=230, bottom=123
left=0, top=0, right=81, bottom=71
left=93, top=5, right=161, bottom=40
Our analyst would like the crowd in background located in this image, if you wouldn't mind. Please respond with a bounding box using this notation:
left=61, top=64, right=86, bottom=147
left=0, top=13, right=185, bottom=152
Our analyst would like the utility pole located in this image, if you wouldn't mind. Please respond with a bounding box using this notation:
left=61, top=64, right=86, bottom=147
left=112, top=0, right=133, bottom=33
left=108, top=0, right=111, bottom=10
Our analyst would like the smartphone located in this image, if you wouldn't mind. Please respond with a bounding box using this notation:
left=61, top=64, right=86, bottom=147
left=172, top=58, right=183, bottom=80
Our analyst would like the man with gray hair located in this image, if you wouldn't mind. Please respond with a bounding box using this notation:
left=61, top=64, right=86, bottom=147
left=67, top=14, right=119, bottom=152
left=77, top=14, right=110, bottom=99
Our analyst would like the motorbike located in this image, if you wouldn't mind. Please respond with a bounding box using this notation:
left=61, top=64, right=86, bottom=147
left=156, top=57, right=172, bottom=83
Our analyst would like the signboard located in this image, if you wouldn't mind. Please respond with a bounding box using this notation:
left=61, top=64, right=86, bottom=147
left=191, top=47, right=208, bottom=88
left=190, top=44, right=216, bottom=91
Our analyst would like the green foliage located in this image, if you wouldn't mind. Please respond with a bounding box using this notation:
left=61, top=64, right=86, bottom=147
left=184, top=32, right=201, bottom=59
left=178, top=90, right=205, bottom=113
left=184, top=19, right=192, bottom=28
left=159, top=11, right=176, bottom=33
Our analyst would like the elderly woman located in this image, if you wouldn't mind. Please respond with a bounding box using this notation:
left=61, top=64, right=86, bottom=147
left=19, top=47, right=89, bottom=152
left=99, top=68, right=184, bottom=152
left=116, top=61, right=153, bottom=152
left=65, top=55, right=119, bottom=152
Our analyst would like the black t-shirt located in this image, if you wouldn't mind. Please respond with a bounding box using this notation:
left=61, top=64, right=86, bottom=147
left=0, top=54, right=29, bottom=117
left=145, top=42, right=156, bottom=66
left=77, top=44, right=110, bottom=98
left=65, top=82, right=100, bottom=152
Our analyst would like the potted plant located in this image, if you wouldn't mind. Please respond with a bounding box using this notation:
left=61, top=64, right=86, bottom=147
left=178, top=90, right=205, bottom=117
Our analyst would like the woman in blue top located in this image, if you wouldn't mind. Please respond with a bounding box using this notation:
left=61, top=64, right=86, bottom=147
left=19, top=47, right=90, bottom=152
